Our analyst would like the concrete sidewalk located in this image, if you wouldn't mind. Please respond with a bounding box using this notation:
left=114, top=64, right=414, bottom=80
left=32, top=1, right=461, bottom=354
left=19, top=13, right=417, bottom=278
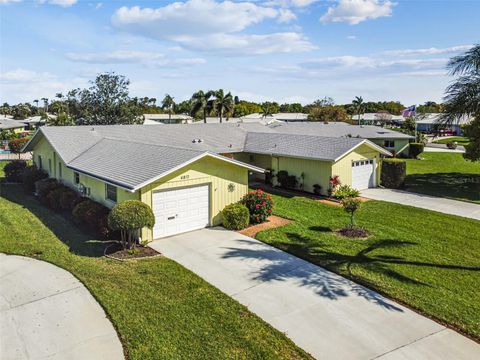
left=0, top=254, right=124, bottom=360
left=361, top=188, right=480, bottom=221
left=150, top=228, right=480, bottom=360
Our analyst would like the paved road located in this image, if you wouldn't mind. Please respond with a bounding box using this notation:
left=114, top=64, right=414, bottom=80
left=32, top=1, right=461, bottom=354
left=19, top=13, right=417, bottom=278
left=424, top=146, right=465, bottom=153
left=150, top=228, right=480, bottom=360
left=361, top=188, right=480, bottom=221
left=0, top=254, right=124, bottom=360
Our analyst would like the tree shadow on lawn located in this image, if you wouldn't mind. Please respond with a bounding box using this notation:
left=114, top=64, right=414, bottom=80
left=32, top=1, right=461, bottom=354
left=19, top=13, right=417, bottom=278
left=405, top=172, right=480, bottom=203
left=221, top=238, right=404, bottom=312
left=2, top=185, right=107, bottom=257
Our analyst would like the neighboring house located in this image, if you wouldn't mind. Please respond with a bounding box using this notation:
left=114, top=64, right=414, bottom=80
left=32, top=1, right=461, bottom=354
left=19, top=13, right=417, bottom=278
left=0, top=117, right=26, bottom=133
left=353, top=113, right=405, bottom=125
left=23, top=122, right=394, bottom=240
left=415, top=113, right=472, bottom=134
left=144, top=113, right=193, bottom=124
left=272, top=112, right=309, bottom=122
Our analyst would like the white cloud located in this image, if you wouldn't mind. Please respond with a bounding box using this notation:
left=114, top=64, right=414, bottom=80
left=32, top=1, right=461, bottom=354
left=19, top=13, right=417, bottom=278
left=384, top=44, right=473, bottom=56
left=0, top=68, right=55, bottom=82
left=37, top=0, right=77, bottom=7
left=112, top=0, right=278, bottom=38
left=111, top=0, right=314, bottom=55
left=180, top=32, right=316, bottom=55
left=263, top=0, right=317, bottom=8
left=347, top=35, right=356, bottom=40
left=278, top=8, right=297, bottom=22
left=301, top=56, right=447, bottom=70
left=0, top=0, right=21, bottom=4
left=65, top=50, right=206, bottom=67
left=320, top=0, right=394, bottom=25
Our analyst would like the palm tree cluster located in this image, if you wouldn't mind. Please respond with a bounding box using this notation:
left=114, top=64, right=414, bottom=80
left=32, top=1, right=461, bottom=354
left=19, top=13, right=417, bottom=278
left=189, top=89, right=234, bottom=123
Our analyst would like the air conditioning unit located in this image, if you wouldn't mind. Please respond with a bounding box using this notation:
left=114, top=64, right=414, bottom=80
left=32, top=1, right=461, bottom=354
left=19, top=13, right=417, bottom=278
left=78, top=184, right=90, bottom=196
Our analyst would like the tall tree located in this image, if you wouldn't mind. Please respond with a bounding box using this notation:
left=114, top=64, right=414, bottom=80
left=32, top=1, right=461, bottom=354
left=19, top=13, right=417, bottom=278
left=260, top=103, right=274, bottom=119
left=33, top=99, right=39, bottom=108
left=212, top=89, right=233, bottom=123
left=439, top=44, right=480, bottom=161
left=41, top=98, right=49, bottom=113
left=76, top=73, right=144, bottom=125
left=190, top=90, right=213, bottom=123
left=161, top=94, right=176, bottom=123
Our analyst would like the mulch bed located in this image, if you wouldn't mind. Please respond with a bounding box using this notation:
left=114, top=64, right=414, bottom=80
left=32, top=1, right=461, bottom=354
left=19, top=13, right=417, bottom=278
left=238, top=215, right=292, bottom=238
left=335, top=226, right=370, bottom=239
left=105, top=243, right=161, bottom=260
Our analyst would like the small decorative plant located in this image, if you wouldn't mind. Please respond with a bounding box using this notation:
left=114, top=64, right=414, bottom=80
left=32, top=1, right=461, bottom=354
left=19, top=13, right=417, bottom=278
left=276, top=170, right=297, bottom=189
left=338, top=197, right=369, bottom=238
left=328, top=175, right=341, bottom=197
left=333, top=185, right=360, bottom=200
left=241, top=188, right=274, bottom=224
left=313, top=184, right=322, bottom=195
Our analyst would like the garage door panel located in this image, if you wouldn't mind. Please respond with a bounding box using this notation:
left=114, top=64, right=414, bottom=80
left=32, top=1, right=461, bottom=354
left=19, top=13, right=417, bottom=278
left=351, top=159, right=375, bottom=190
left=152, top=185, right=210, bottom=239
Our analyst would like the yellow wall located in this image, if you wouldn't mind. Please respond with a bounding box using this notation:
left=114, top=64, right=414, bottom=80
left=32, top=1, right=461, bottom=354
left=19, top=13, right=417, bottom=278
left=233, top=152, right=271, bottom=181
left=272, top=156, right=333, bottom=195
left=139, top=156, right=249, bottom=241
left=332, top=143, right=382, bottom=187
left=33, top=136, right=139, bottom=208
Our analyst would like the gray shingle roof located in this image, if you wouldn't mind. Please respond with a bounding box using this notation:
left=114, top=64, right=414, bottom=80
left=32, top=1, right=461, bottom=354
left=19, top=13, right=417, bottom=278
left=68, top=138, right=205, bottom=190
left=25, top=121, right=396, bottom=190
left=0, top=118, right=26, bottom=130
left=244, top=132, right=367, bottom=161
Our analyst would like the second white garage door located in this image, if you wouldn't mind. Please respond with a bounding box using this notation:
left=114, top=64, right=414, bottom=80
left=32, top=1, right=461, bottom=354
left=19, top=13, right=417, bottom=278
left=152, top=185, right=210, bottom=239
left=351, top=159, right=376, bottom=190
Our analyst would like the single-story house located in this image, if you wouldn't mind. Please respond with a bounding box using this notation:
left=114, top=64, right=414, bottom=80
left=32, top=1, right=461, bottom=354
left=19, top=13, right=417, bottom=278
left=413, top=113, right=472, bottom=134
left=0, top=117, right=26, bottom=133
left=23, top=122, right=394, bottom=240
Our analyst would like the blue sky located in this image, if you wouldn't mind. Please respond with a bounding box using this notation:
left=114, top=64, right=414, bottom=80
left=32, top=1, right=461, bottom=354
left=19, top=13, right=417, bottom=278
left=0, top=0, right=479, bottom=106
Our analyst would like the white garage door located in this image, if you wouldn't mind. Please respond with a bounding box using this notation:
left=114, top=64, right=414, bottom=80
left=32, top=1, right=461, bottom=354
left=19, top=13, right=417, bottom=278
left=152, top=185, right=210, bottom=239
left=351, top=159, right=376, bottom=190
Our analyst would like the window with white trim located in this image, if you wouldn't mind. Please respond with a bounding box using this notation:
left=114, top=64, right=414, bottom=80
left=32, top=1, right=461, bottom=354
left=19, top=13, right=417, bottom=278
left=105, top=184, right=117, bottom=203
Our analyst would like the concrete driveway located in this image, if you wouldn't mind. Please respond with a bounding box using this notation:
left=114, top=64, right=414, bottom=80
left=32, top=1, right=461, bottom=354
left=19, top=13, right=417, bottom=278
left=361, top=188, right=480, bottom=221
left=150, top=228, right=480, bottom=360
left=0, top=254, right=124, bottom=360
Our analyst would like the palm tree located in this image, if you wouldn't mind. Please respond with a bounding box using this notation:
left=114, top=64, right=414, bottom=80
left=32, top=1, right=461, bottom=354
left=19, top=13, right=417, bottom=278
left=352, top=96, right=364, bottom=125
left=440, top=44, right=480, bottom=124
left=41, top=98, right=49, bottom=113
left=211, top=89, right=233, bottom=123
left=260, top=103, right=273, bottom=119
left=161, top=94, right=175, bottom=123
left=190, top=90, right=213, bottom=123
left=33, top=99, right=39, bottom=108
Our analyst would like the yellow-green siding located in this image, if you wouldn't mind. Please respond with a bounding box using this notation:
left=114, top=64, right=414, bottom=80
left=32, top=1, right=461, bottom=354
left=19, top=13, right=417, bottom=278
left=139, top=156, right=248, bottom=241
left=332, top=144, right=382, bottom=186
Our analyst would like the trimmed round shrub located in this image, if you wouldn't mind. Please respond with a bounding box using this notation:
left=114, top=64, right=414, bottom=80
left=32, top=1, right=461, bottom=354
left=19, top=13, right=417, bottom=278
left=3, top=161, right=27, bottom=182
left=408, top=143, right=424, bottom=159
left=72, top=199, right=96, bottom=223
left=59, top=190, right=83, bottom=211
left=333, top=184, right=360, bottom=200
left=222, top=203, right=250, bottom=230
left=108, top=200, right=155, bottom=249
left=241, top=188, right=274, bottom=224
left=381, top=159, right=406, bottom=189
left=21, top=165, right=48, bottom=192
left=46, top=186, right=69, bottom=210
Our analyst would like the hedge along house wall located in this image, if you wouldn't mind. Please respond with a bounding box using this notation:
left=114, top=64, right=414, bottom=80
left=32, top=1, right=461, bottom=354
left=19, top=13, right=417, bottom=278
left=32, top=136, right=140, bottom=208
left=139, top=156, right=249, bottom=242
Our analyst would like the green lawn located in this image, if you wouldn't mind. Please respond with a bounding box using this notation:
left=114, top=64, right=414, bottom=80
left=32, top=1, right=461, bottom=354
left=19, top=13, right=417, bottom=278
left=433, top=137, right=470, bottom=146
left=0, top=185, right=309, bottom=360
left=255, top=193, right=480, bottom=339
left=404, top=152, right=480, bottom=204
